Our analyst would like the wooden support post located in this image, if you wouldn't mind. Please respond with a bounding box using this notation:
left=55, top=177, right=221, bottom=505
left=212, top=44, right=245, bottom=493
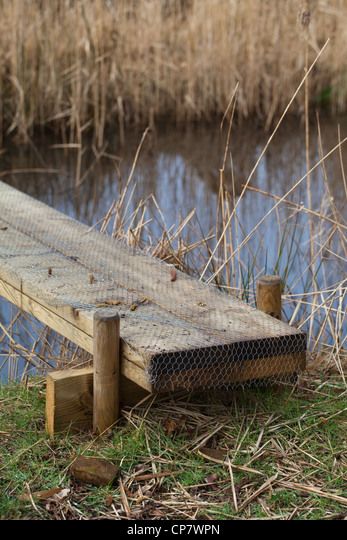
left=256, top=275, right=282, bottom=320
left=93, top=313, right=120, bottom=434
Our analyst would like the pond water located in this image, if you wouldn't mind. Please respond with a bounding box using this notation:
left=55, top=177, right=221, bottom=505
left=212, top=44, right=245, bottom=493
left=2, top=117, right=346, bottom=231
left=0, top=116, right=346, bottom=380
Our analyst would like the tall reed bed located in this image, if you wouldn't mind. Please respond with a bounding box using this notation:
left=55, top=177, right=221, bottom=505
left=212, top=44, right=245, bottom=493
left=1, top=0, right=347, bottom=145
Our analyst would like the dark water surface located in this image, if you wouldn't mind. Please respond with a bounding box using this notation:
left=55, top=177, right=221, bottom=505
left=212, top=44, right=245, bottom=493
left=1, top=117, right=346, bottom=380
left=2, top=117, right=346, bottom=229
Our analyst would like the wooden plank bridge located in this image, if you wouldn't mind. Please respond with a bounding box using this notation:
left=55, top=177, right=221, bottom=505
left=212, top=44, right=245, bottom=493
left=0, top=181, right=306, bottom=435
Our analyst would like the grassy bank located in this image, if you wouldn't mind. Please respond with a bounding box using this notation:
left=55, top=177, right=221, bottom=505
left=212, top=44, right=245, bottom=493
left=1, top=0, right=347, bottom=144
left=0, top=372, right=346, bottom=520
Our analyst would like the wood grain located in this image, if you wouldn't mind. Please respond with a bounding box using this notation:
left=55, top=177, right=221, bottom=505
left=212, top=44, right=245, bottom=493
left=0, top=181, right=306, bottom=392
left=46, top=368, right=93, bottom=435
left=46, top=367, right=149, bottom=435
left=93, top=313, right=120, bottom=433
left=257, top=275, right=282, bottom=320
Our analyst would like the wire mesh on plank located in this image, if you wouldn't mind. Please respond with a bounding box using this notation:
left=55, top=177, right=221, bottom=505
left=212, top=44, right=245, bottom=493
left=0, top=182, right=306, bottom=390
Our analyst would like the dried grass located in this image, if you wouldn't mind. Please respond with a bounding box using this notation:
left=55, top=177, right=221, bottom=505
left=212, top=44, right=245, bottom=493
left=1, top=0, right=347, bottom=144
left=1, top=374, right=346, bottom=519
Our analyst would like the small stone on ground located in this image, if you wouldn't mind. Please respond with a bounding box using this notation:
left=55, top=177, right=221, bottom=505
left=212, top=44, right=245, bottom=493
left=70, top=456, right=119, bottom=486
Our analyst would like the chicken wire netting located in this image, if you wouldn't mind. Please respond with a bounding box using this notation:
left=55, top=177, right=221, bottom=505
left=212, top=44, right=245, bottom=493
left=0, top=182, right=306, bottom=390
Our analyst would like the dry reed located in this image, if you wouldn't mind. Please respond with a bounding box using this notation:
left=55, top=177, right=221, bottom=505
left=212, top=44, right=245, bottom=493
left=1, top=0, right=347, bottom=145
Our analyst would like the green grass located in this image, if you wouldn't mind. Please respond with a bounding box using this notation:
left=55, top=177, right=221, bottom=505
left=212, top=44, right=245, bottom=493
left=0, top=375, right=346, bottom=520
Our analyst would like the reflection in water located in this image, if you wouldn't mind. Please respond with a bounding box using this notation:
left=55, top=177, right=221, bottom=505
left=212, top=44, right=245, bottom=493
left=2, top=117, right=346, bottom=228
left=0, top=117, right=346, bottom=380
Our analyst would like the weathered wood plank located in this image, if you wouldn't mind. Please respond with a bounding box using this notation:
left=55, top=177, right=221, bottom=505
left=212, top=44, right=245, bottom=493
left=0, top=278, right=151, bottom=391
left=46, top=368, right=93, bottom=434
left=0, top=181, right=306, bottom=391
left=0, top=182, right=300, bottom=339
left=0, top=222, right=245, bottom=360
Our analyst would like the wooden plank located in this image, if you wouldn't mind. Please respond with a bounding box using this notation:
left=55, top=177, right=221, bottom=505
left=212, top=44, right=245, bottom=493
left=0, top=270, right=305, bottom=391
left=46, top=368, right=93, bottom=435
left=0, top=224, right=241, bottom=363
left=46, top=367, right=149, bottom=435
left=0, top=182, right=302, bottom=342
left=0, top=181, right=306, bottom=389
left=147, top=332, right=306, bottom=389
left=0, top=278, right=93, bottom=352
left=0, top=277, right=152, bottom=391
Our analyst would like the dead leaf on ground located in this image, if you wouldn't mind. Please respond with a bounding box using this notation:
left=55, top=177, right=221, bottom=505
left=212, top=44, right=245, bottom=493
left=170, top=268, right=177, bottom=282
left=19, top=487, right=70, bottom=502
left=149, top=508, right=166, bottom=518
left=204, top=473, right=219, bottom=486
left=105, top=495, right=114, bottom=507
left=163, top=416, right=186, bottom=436
left=199, top=447, right=228, bottom=462
left=54, top=488, right=70, bottom=501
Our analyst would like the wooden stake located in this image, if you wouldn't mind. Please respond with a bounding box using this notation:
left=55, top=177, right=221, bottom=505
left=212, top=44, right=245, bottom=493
left=256, top=275, right=282, bottom=320
left=93, top=312, right=120, bottom=433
